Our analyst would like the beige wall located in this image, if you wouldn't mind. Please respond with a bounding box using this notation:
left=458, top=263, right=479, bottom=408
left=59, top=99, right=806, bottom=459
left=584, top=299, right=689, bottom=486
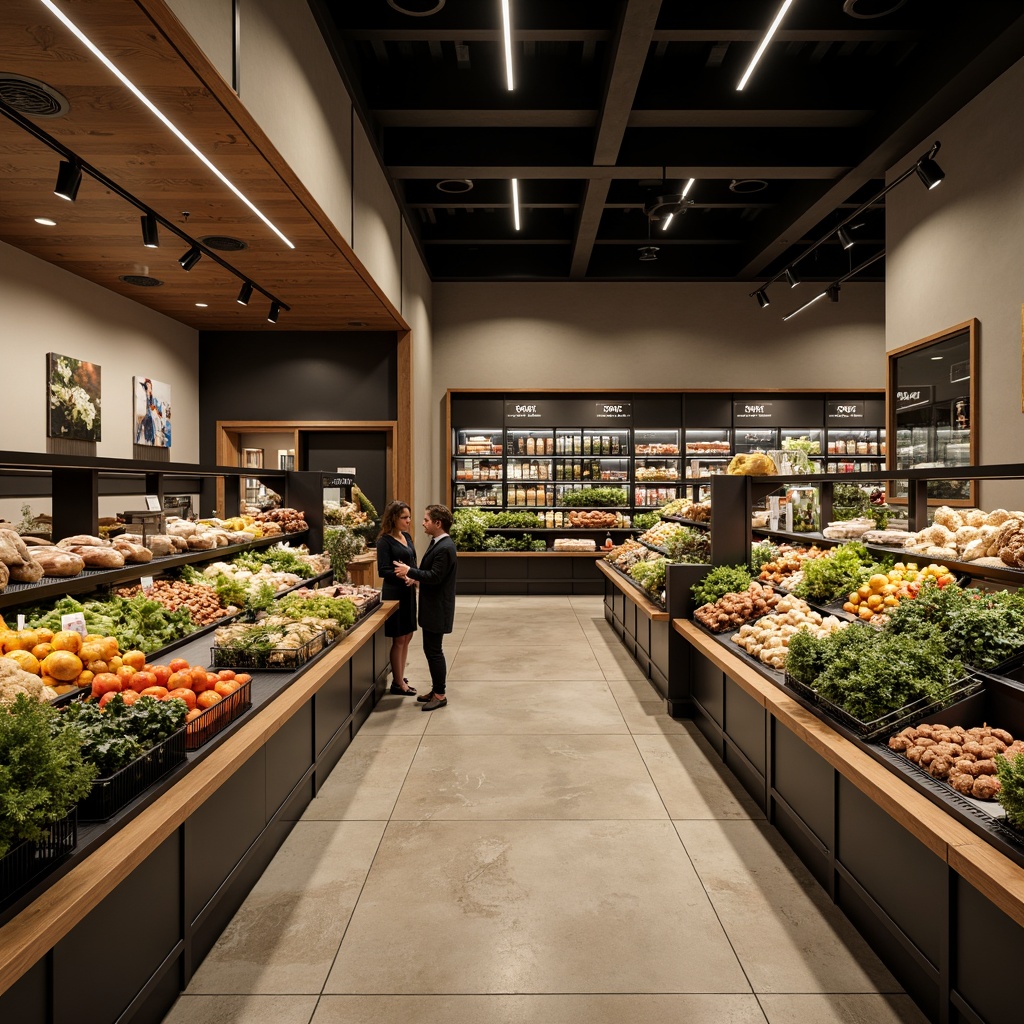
left=887, top=54, right=1024, bottom=508
left=0, top=240, right=199, bottom=520
left=164, top=0, right=234, bottom=84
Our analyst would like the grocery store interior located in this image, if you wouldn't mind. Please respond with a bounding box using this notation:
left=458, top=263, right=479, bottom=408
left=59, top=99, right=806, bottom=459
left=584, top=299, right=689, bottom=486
left=2, top=2, right=1024, bottom=1024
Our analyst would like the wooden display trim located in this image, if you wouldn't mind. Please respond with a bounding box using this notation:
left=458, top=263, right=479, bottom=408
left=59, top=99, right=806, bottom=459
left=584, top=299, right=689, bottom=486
left=0, top=603, right=396, bottom=998
left=675, top=619, right=1024, bottom=929
left=597, top=559, right=669, bottom=620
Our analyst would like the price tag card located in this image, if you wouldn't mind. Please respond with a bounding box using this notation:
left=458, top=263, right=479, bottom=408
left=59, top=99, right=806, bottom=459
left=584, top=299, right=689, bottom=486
left=140, top=575, right=154, bottom=592
left=60, top=612, right=88, bottom=637
left=17, top=614, right=26, bottom=630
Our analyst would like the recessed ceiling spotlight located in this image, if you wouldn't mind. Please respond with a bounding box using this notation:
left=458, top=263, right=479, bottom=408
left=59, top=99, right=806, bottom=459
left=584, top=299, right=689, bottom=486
left=34, top=217, right=57, bottom=226
left=729, top=179, right=768, bottom=194
left=842, top=0, right=907, bottom=18
left=194, top=302, right=208, bottom=308
left=436, top=179, right=474, bottom=193
left=386, top=0, right=445, bottom=13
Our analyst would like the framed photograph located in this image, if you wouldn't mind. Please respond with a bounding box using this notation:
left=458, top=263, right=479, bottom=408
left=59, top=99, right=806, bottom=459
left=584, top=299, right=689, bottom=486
left=47, top=352, right=101, bottom=441
left=133, top=376, right=172, bottom=447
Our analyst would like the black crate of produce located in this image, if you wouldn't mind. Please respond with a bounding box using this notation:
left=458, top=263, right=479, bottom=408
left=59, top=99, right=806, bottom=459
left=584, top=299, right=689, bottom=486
left=79, top=729, right=187, bottom=822
left=0, top=810, right=77, bottom=902
left=210, top=631, right=330, bottom=671
left=784, top=671, right=985, bottom=743
left=185, top=679, right=252, bottom=750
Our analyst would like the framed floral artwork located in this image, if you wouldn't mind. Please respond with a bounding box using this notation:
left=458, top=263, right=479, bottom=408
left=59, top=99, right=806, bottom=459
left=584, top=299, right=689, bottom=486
left=133, top=376, right=172, bottom=447
left=47, top=352, right=101, bottom=441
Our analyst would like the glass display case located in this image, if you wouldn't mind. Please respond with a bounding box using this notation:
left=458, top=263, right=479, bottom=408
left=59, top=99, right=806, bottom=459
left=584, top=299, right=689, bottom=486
left=733, top=428, right=776, bottom=454
left=454, top=483, right=503, bottom=507
left=635, top=485, right=681, bottom=507
left=683, top=428, right=729, bottom=480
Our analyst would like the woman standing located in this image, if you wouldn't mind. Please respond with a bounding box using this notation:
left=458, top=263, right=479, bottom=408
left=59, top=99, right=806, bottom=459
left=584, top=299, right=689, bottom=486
left=376, top=500, right=418, bottom=694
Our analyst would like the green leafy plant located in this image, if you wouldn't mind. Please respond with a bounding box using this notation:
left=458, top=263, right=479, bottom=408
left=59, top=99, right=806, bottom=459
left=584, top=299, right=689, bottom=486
left=691, top=565, right=753, bottom=608
left=246, top=581, right=278, bottom=615
left=830, top=484, right=871, bottom=520
left=749, top=540, right=779, bottom=572
left=482, top=534, right=547, bottom=551
left=629, top=557, right=668, bottom=598
left=322, top=526, right=367, bottom=580
left=450, top=509, right=489, bottom=551
left=276, top=593, right=358, bottom=629
left=632, top=510, right=661, bottom=530
left=996, top=752, right=1024, bottom=830
left=0, top=695, right=96, bottom=857
left=483, top=510, right=543, bottom=529
left=663, top=527, right=710, bottom=564
left=558, top=487, right=628, bottom=507
left=792, top=541, right=879, bottom=603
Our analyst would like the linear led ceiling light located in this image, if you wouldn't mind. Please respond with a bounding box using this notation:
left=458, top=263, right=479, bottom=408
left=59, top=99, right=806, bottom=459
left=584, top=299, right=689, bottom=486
left=512, top=178, right=521, bottom=231
left=737, top=0, right=794, bottom=91
left=140, top=211, right=159, bottom=248
left=236, top=281, right=253, bottom=305
left=267, top=301, right=281, bottom=324
left=501, top=0, right=514, bottom=90
left=782, top=290, right=826, bottom=322
left=661, top=212, right=674, bottom=231
left=178, top=245, right=202, bottom=271
left=682, top=178, right=696, bottom=197
left=38, top=0, right=294, bottom=249
left=53, top=158, right=82, bottom=201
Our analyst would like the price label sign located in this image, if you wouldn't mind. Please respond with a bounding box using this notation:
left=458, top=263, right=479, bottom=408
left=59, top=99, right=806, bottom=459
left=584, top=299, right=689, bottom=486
left=140, top=575, right=155, bottom=592
left=17, top=614, right=25, bottom=631
left=60, top=612, right=88, bottom=637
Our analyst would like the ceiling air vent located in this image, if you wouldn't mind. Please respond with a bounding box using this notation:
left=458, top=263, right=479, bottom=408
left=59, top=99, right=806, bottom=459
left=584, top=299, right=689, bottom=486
left=0, top=74, right=70, bottom=117
left=387, top=0, right=445, bottom=15
left=119, top=275, right=164, bottom=288
left=200, top=235, right=248, bottom=252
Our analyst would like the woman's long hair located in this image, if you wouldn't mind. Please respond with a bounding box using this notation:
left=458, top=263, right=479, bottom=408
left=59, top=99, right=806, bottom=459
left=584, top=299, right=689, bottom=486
left=380, top=500, right=411, bottom=537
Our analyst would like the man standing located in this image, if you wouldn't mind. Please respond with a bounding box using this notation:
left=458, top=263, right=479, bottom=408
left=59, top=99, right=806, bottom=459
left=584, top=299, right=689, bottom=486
left=393, top=504, right=457, bottom=711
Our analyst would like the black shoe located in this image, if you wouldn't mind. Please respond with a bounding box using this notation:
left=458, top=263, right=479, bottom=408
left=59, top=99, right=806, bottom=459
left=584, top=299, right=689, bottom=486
left=389, top=682, right=416, bottom=695
left=422, top=696, right=448, bottom=712
left=416, top=692, right=432, bottom=703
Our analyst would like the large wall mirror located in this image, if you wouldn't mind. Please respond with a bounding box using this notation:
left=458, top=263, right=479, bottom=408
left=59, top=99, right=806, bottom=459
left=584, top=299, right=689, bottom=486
left=887, top=319, right=978, bottom=507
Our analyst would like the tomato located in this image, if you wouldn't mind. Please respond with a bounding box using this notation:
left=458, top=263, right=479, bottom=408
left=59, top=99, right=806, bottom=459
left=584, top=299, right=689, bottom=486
left=168, top=658, right=190, bottom=674
left=167, top=687, right=197, bottom=710
left=139, top=685, right=169, bottom=699
left=150, top=664, right=172, bottom=686
left=90, top=672, right=121, bottom=698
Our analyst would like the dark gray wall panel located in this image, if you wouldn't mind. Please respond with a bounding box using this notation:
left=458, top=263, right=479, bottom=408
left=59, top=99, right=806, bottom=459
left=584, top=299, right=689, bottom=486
left=0, top=955, right=46, bottom=1024
left=772, top=721, right=833, bottom=846
left=266, top=703, right=314, bottom=817
left=351, top=642, right=375, bottom=703
left=54, top=835, right=180, bottom=1024
left=692, top=652, right=724, bottom=727
left=724, top=677, right=765, bottom=777
left=315, top=662, right=352, bottom=755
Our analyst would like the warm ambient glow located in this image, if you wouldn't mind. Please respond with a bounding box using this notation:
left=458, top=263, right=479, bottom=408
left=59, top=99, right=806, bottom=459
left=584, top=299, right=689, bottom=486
left=511, top=178, right=521, bottom=230
left=782, top=290, right=826, bottom=321
left=38, top=0, right=295, bottom=250
left=737, top=0, right=794, bottom=92
left=502, top=0, right=514, bottom=91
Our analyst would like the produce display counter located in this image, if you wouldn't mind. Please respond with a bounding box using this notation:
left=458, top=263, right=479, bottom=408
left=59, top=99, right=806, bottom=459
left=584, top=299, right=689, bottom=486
left=0, top=601, right=396, bottom=1024
left=676, top=618, right=1024, bottom=1024
left=458, top=550, right=604, bottom=595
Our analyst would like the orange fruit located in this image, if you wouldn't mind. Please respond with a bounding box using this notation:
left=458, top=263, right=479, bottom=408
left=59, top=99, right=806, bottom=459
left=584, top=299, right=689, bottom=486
left=79, top=641, right=107, bottom=664
left=150, top=664, right=172, bottom=686
left=31, top=642, right=54, bottom=661
left=233, top=673, right=252, bottom=685
left=167, top=687, right=197, bottom=710
left=121, top=649, right=146, bottom=671
left=214, top=679, right=240, bottom=697
left=51, top=630, right=83, bottom=655
left=36, top=627, right=54, bottom=644
left=167, top=670, right=192, bottom=691
left=216, top=669, right=236, bottom=681
left=168, top=658, right=190, bottom=674
left=76, top=670, right=94, bottom=690
left=139, top=686, right=169, bottom=699
left=107, top=656, right=123, bottom=672
left=101, top=636, right=120, bottom=661
left=185, top=708, right=203, bottom=723
left=196, top=690, right=222, bottom=710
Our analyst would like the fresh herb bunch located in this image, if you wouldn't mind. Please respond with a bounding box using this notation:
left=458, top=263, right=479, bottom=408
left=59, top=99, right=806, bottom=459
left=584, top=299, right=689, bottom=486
left=483, top=510, right=543, bottom=529
left=749, top=540, right=779, bottom=573
left=482, top=534, right=547, bottom=551
left=795, top=623, right=961, bottom=721
left=0, top=695, right=96, bottom=857
left=247, top=581, right=279, bottom=615
left=996, top=752, right=1024, bottom=829
left=233, top=546, right=318, bottom=579
left=276, top=594, right=357, bottom=629
left=792, top=541, right=878, bottom=603
left=213, top=574, right=249, bottom=609
left=450, top=509, right=489, bottom=551
left=558, top=487, right=629, bottom=508
left=884, top=584, right=1024, bottom=669
left=663, top=526, right=711, bottom=564
left=691, top=565, right=753, bottom=608
left=632, top=511, right=661, bottom=530
left=629, top=557, right=668, bottom=597
left=830, top=484, right=872, bottom=520
left=58, top=693, right=187, bottom=777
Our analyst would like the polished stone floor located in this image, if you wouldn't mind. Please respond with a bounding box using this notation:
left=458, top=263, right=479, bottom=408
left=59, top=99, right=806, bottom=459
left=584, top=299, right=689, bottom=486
left=162, top=596, right=927, bottom=1024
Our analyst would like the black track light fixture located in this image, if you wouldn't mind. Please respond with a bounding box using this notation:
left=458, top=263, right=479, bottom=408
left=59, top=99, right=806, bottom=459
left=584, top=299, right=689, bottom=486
left=267, top=301, right=281, bottom=324
left=178, top=245, right=202, bottom=271
left=755, top=289, right=770, bottom=309
left=836, top=226, right=854, bottom=250
left=915, top=149, right=945, bottom=190
left=54, top=159, right=82, bottom=202
left=784, top=267, right=799, bottom=288
left=140, top=212, right=160, bottom=248
left=827, top=283, right=840, bottom=303
left=236, top=281, right=253, bottom=306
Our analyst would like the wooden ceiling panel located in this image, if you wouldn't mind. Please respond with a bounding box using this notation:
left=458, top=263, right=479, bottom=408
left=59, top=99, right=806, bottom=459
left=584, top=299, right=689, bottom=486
left=0, top=0, right=403, bottom=331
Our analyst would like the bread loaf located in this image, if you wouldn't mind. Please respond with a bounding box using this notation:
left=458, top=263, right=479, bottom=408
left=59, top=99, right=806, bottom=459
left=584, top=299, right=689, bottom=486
left=121, top=532, right=175, bottom=557
left=187, top=532, right=217, bottom=550
left=0, top=561, right=8, bottom=590
left=0, top=528, right=34, bottom=567
left=20, top=536, right=54, bottom=547
left=8, top=558, right=44, bottom=583
left=112, top=538, right=153, bottom=563
left=65, top=545, right=126, bottom=568
left=57, top=534, right=109, bottom=548
left=32, top=547, right=86, bottom=577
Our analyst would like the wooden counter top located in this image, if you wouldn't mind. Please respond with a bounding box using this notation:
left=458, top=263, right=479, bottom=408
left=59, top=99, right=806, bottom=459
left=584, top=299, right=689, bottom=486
left=0, top=602, right=395, bottom=997
left=675, top=618, right=1024, bottom=930
left=596, top=558, right=669, bottom=620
